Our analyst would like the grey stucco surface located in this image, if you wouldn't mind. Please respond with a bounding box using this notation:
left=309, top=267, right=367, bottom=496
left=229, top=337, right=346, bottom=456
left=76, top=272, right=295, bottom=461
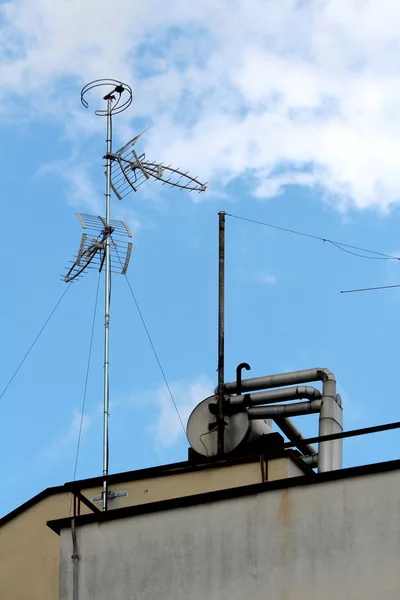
left=60, top=470, right=400, bottom=599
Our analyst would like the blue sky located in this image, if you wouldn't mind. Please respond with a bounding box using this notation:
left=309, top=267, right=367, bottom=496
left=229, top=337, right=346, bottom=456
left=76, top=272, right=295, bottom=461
left=2, top=0, right=400, bottom=517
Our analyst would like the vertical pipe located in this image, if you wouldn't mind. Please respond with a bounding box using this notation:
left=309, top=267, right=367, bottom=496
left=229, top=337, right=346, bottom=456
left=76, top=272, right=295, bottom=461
left=71, top=496, right=79, bottom=600
left=217, top=211, right=226, bottom=455
left=318, top=377, right=343, bottom=472
left=71, top=518, right=79, bottom=600
left=102, top=97, right=112, bottom=511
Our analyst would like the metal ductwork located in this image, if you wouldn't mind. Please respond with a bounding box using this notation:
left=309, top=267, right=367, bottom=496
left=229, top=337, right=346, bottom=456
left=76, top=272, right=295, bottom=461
left=217, top=368, right=343, bottom=473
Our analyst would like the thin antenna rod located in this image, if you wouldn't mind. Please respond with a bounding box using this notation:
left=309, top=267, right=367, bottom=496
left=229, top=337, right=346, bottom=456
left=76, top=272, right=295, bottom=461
left=102, top=95, right=113, bottom=511
left=217, top=211, right=226, bottom=455
left=341, top=283, right=400, bottom=294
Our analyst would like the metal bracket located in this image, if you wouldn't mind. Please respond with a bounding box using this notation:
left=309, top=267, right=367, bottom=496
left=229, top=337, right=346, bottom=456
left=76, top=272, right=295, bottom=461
left=92, top=490, right=128, bottom=503
left=70, top=489, right=101, bottom=515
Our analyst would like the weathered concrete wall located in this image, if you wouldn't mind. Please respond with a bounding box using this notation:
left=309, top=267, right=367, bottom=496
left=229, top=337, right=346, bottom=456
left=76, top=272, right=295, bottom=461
left=1, top=456, right=297, bottom=600
left=0, top=493, right=71, bottom=600
left=60, top=469, right=400, bottom=600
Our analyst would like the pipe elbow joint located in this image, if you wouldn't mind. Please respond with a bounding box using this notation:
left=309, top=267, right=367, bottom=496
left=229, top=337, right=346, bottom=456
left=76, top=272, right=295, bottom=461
left=317, top=368, right=336, bottom=383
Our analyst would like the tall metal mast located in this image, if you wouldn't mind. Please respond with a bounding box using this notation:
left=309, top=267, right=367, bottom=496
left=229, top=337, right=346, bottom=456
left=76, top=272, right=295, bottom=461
left=71, top=79, right=133, bottom=511
left=64, top=78, right=207, bottom=511
left=102, top=93, right=113, bottom=511
left=217, top=211, right=226, bottom=455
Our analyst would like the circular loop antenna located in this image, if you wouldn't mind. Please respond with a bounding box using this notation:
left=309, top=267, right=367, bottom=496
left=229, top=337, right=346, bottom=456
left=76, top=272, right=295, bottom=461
left=81, top=79, right=133, bottom=116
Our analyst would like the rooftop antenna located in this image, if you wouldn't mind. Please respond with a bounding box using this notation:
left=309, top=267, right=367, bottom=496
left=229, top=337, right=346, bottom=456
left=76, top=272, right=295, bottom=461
left=64, top=213, right=132, bottom=283
left=109, top=130, right=207, bottom=200
left=64, top=79, right=207, bottom=511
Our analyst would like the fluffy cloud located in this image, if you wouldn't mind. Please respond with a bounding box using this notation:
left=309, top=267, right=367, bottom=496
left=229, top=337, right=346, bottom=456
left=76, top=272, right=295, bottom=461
left=38, top=158, right=143, bottom=231
left=39, top=409, right=92, bottom=464
left=2, top=0, right=400, bottom=210
left=126, top=376, right=214, bottom=449
left=255, top=272, right=277, bottom=285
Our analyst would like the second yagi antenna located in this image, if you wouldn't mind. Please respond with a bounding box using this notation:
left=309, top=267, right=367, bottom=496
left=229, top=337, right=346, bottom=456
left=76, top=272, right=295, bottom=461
left=64, top=213, right=132, bottom=282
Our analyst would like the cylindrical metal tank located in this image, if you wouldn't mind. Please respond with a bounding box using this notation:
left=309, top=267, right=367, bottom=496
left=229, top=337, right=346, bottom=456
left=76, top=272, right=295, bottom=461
left=187, top=395, right=273, bottom=457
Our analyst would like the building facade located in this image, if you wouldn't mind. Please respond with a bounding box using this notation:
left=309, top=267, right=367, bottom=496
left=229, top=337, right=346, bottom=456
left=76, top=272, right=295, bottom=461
left=0, top=452, right=303, bottom=599
left=53, top=460, right=400, bottom=600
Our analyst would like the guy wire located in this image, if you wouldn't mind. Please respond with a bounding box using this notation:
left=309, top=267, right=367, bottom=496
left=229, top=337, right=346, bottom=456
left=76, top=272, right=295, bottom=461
left=113, top=242, right=187, bottom=439
left=226, top=213, right=400, bottom=261
left=72, top=271, right=101, bottom=481
left=0, top=284, right=71, bottom=401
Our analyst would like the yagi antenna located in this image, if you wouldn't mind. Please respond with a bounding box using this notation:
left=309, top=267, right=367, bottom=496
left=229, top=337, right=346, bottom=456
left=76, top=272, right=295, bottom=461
left=108, top=129, right=207, bottom=199
left=64, top=213, right=132, bottom=282
left=63, top=79, right=206, bottom=512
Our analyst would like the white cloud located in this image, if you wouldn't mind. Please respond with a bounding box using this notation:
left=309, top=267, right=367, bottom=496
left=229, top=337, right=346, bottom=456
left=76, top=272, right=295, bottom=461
left=255, top=272, right=277, bottom=285
left=39, top=409, right=92, bottom=464
left=38, top=158, right=143, bottom=233
left=127, top=376, right=214, bottom=449
left=3, top=1, right=400, bottom=210
left=39, top=158, right=103, bottom=213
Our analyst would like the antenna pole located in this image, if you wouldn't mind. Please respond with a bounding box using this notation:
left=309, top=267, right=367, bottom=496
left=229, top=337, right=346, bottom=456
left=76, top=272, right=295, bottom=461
left=217, top=211, right=226, bottom=455
left=102, top=96, right=113, bottom=511
left=77, top=78, right=205, bottom=503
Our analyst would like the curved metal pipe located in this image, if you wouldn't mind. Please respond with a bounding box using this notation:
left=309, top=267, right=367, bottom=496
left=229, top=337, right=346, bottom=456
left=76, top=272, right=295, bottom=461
left=236, top=362, right=251, bottom=395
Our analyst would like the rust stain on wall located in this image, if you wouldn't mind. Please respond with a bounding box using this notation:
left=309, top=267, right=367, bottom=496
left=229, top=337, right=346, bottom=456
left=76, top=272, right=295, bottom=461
left=278, top=489, right=293, bottom=526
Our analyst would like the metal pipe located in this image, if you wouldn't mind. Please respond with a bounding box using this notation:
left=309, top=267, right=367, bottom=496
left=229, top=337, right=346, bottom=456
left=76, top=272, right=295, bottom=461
left=318, top=391, right=343, bottom=472
left=275, top=417, right=318, bottom=457
left=248, top=399, right=322, bottom=419
left=217, top=211, right=226, bottom=455
left=221, top=368, right=343, bottom=472
left=220, top=367, right=334, bottom=394
left=102, top=96, right=112, bottom=511
left=301, top=454, right=319, bottom=467
left=71, top=517, right=79, bottom=600
left=228, top=385, right=321, bottom=407
left=273, top=416, right=318, bottom=456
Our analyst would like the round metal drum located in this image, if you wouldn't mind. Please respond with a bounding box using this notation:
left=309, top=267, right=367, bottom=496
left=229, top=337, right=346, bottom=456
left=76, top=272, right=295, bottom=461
left=187, top=395, right=273, bottom=457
